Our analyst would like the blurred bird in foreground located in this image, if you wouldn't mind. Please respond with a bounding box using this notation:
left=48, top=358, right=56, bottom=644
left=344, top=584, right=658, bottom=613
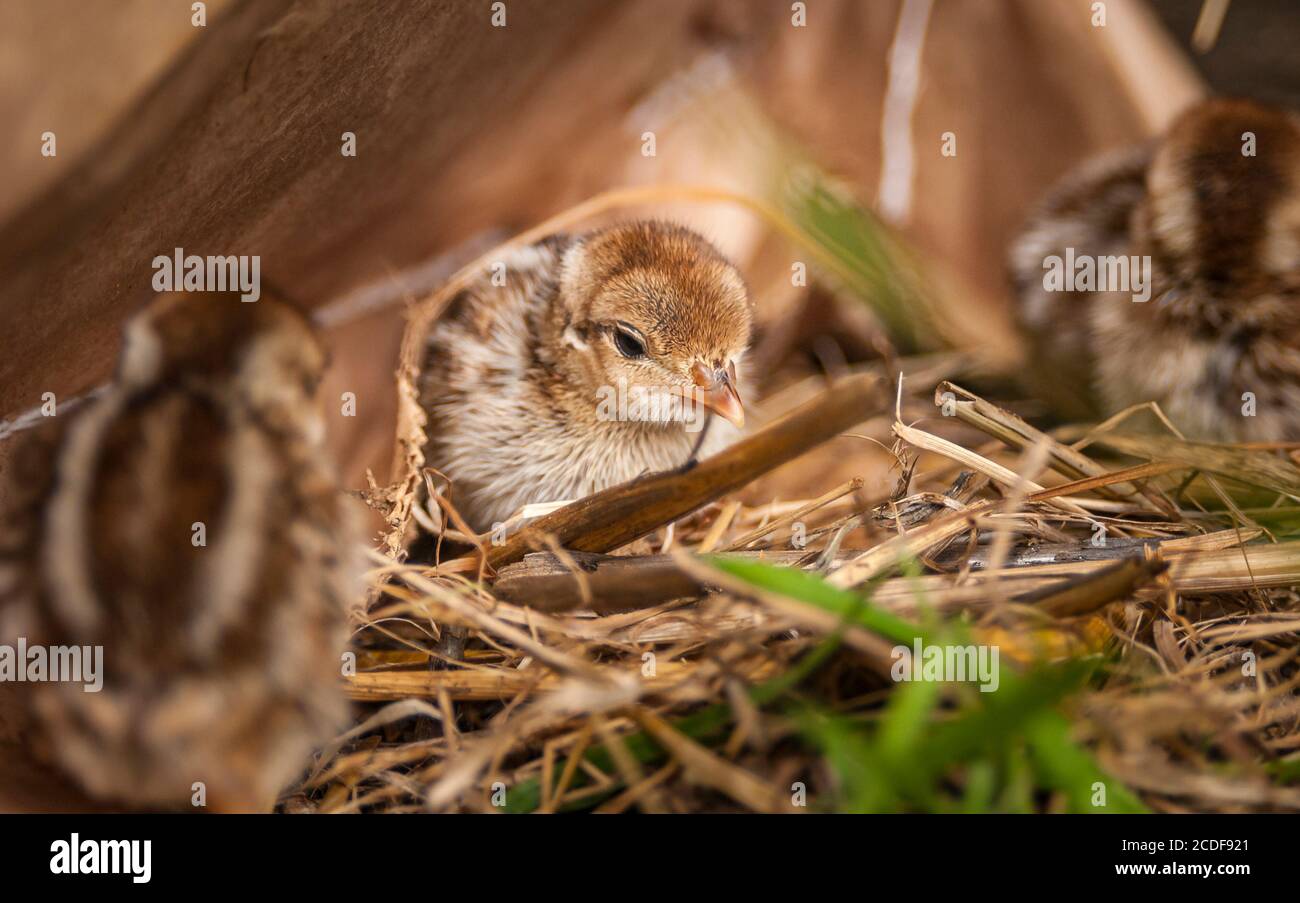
left=418, top=221, right=752, bottom=532
left=0, top=292, right=360, bottom=812
left=1010, top=98, right=1300, bottom=440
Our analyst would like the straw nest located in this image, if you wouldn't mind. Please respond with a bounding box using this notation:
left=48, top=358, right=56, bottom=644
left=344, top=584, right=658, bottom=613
left=300, top=379, right=1300, bottom=813
left=289, top=187, right=1300, bottom=814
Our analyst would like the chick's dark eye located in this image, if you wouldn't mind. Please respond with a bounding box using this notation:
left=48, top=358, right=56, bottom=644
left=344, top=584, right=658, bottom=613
left=613, top=325, right=646, bottom=359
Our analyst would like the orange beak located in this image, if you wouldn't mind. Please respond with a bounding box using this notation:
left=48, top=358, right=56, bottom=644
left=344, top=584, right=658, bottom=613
left=691, top=361, right=745, bottom=428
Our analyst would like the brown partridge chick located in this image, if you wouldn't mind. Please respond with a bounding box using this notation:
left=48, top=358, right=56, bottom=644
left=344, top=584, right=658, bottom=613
left=1010, top=98, right=1300, bottom=440
left=0, top=292, right=361, bottom=812
left=418, top=221, right=752, bottom=533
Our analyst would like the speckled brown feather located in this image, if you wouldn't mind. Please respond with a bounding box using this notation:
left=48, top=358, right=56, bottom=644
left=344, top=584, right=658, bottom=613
left=418, top=221, right=752, bottom=531
left=0, top=291, right=361, bottom=812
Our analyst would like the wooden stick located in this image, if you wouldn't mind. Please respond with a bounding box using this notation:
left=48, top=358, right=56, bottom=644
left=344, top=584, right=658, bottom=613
left=490, top=528, right=1259, bottom=614
left=493, top=549, right=820, bottom=612
left=1021, top=555, right=1169, bottom=619
left=344, top=656, right=779, bottom=702
left=478, top=373, right=884, bottom=570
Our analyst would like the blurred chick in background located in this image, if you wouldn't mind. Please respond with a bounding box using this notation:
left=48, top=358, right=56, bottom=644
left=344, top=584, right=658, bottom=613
left=0, top=292, right=360, bottom=812
left=1011, top=98, right=1300, bottom=440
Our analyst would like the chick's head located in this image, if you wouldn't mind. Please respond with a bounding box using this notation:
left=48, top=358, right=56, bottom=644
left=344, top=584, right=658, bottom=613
left=556, top=221, right=752, bottom=427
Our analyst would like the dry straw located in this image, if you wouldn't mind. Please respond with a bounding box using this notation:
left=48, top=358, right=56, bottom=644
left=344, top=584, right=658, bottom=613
left=318, top=182, right=1300, bottom=815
